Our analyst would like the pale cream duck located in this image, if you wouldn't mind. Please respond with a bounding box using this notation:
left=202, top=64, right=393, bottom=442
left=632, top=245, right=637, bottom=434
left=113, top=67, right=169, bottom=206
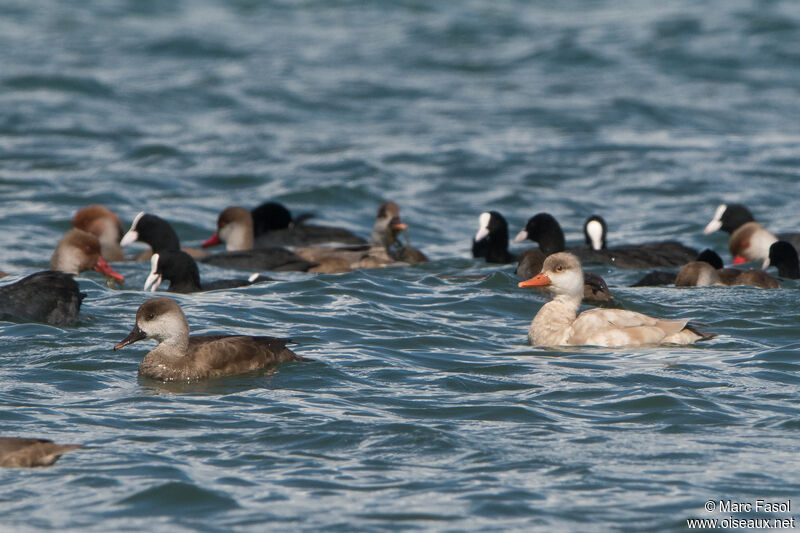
left=516, top=249, right=614, bottom=304
left=518, top=252, right=712, bottom=347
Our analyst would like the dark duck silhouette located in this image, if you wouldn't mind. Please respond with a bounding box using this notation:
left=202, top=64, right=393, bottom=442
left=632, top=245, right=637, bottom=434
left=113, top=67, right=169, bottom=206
left=0, top=271, right=85, bottom=326
left=472, top=211, right=515, bottom=264
left=250, top=201, right=366, bottom=247
left=143, top=251, right=271, bottom=294
left=120, top=212, right=207, bottom=260
left=513, top=213, right=696, bottom=269
left=581, top=215, right=698, bottom=268
left=766, top=241, right=800, bottom=279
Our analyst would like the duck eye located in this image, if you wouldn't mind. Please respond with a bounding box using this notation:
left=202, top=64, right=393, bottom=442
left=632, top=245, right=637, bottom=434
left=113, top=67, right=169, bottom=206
left=146, top=313, right=155, bottom=320
left=555, top=265, right=564, bottom=272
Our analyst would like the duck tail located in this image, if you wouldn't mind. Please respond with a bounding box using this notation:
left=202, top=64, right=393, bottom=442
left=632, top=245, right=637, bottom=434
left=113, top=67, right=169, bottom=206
left=685, top=322, right=716, bottom=341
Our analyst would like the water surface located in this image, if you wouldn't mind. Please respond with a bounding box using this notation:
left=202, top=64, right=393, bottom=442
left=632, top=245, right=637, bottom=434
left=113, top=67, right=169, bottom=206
left=2, top=1, right=800, bottom=531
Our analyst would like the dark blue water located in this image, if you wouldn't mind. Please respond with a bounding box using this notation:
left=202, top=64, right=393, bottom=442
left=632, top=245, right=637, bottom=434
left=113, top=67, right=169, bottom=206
left=2, top=1, right=800, bottom=530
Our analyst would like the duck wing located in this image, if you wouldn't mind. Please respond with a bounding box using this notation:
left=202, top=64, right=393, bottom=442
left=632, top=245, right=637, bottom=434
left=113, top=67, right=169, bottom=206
left=570, top=308, right=693, bottom=346
left=188, top=335, right=307, bottom=377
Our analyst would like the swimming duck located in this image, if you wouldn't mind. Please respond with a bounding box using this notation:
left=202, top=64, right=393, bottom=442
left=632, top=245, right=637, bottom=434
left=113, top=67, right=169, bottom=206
left=144, top=251, right=271, bottom=294
left=0, top=437, right=82, bottom=468
left=766, top=241, right=800, bottom=279
left=114, top=297, right=309, bottom=381
left=0, top=229, right=119, bottom=325
left=516, top=249, right=614, bottom=304
left=512, top=213, right=570, bottom=256
left=250, top=201, right=366, bottom=247
left=518, top=252, right=712, bottom=347
left=582, top=215, right=698, bottom=268
left=515, top=213, right=697, bottom=269
left=72, top=205, right=125, bottom=262
left=703, top=204, right=800, bottom=267
left=0, top=271, right=85, bottom=326
left=200, top=207, right=317, bottom=272
left=630, top=249, right=723, bottom=287
left=369, top=202, right=428, bottom=264
left=472, top=211, right=515, bottom=264
left=50, top=229, right=124, bottom=282
left=120, top=212, right=207, bottom=260
left=293, top=202, right=426, bottom=273
left=675, top=249, right=781, bottom=289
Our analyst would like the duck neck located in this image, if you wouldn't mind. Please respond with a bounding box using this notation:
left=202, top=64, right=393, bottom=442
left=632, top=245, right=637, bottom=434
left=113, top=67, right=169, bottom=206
left=152, top=330, right=190, bottom=359
left=152, top=318, right=190, bottom=357
left=92, top=219, right=125, bottom=261
left=370, top=223, right=393, bottom=248
left=49, top=247, right=81, bottom=276
left=485, top=227, right=510, bottom=261
left=778, top=257, right=800, bottom=279
left=223, top=222, right=254, bottom=251
left=537, top=230, right=565, bottom=255
left=485, top=239, right=510, bottom=263
left=551, top=294, right=581, bottom=313
left=530, top=295, right=580, bottom=346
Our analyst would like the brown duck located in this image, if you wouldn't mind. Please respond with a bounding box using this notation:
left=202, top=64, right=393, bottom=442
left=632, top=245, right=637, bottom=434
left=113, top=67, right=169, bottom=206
left=0, top=437, right=82, bottom=468
left=50, top=229, right=124, bottom=282
left=72, top=205, right=126, bottom=262
left=294, top=201, right=428, bottom=273
left=114, top=297, right=308, bottom=381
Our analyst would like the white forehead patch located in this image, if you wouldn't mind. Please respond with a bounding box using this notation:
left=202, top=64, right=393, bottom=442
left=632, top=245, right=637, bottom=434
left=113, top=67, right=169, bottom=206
left=586, top=219, right=604, bottom=250
left=712, top=204, right=727, bottom=223
left=131, top=211, right=145, bottom=229
left=120, top=212, right=145, bottom=246
left=474, top=212, right=491, bottom=241
left=703, top=204, right=727, bottom=235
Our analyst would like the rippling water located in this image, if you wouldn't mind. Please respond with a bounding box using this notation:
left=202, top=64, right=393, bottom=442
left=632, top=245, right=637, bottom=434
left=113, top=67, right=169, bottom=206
left=2, top=1, right=800, bottom=531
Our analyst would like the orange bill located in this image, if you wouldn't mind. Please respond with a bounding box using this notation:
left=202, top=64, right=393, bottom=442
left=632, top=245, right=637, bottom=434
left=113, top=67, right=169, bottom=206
left=518, top=273, right=551, bottom=288
left=94, top=256, right=124, bottom=282
left=732, top=255, right=747, bottom=265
